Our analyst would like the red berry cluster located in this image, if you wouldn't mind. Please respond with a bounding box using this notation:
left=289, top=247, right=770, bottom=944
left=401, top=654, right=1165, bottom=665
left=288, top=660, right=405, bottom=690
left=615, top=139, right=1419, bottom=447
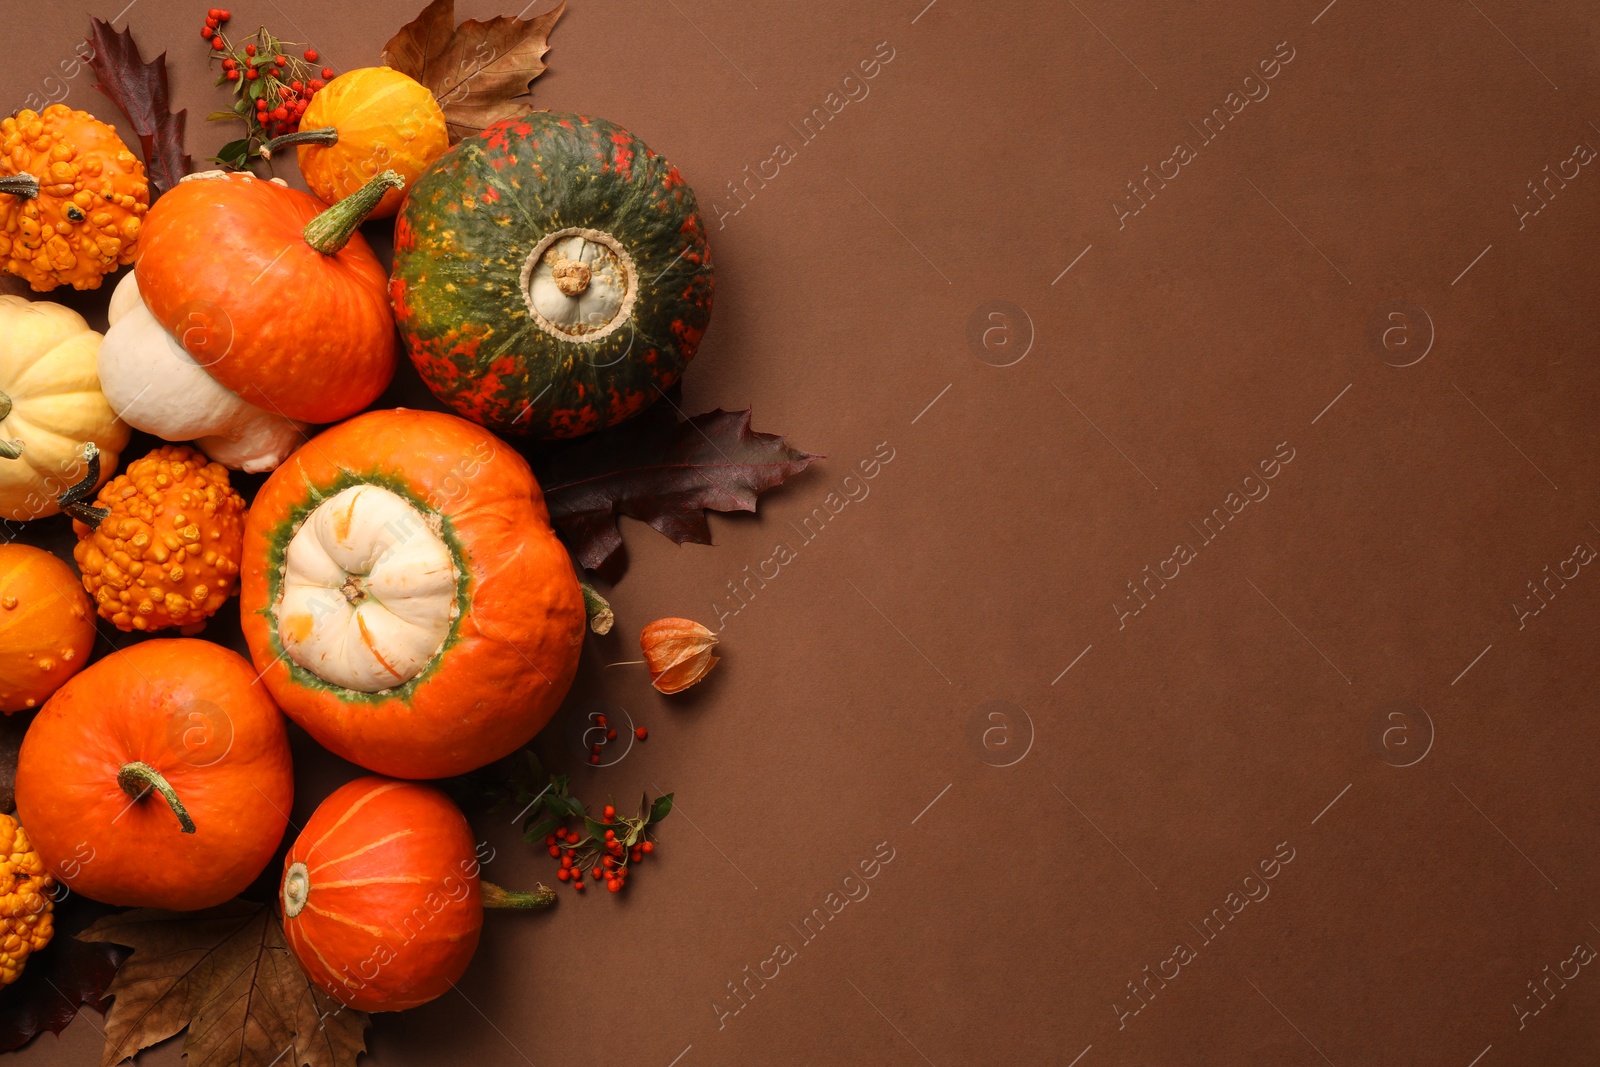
left=200, top=11, right=337, bottom=147
left=544, top=805, right=658, bottom=894
left=587, top=712, right=648, bottom=764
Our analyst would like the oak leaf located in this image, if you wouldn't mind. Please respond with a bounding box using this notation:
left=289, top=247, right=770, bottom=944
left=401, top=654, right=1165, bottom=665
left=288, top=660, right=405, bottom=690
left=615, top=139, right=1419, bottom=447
left=78, top=900, right=369, bottom=1067
left=537, top=406, right=820, bottom=573
left=86, top=19, right=191, bottom=197
left=381, top=0, right=567, bottom=144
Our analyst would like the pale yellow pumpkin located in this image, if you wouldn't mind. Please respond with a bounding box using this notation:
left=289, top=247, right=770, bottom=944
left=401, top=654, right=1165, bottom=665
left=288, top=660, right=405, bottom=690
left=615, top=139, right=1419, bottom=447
left=0, top=295, right=129, bottom=521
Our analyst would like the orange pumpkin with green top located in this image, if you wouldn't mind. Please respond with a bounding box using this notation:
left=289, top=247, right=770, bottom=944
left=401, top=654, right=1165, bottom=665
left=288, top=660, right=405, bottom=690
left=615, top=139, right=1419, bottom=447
left=14, top=638, right=294, bottom=910
left=133, top=168, right=399, bottom=424
left=239, top=408, right=585, bottom=779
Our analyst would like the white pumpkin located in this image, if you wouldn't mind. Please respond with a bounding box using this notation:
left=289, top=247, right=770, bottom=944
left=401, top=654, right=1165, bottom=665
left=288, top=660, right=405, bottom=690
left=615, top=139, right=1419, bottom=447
left=0, top=294, right=130, bottom=522
left=100, top=271, right=307, bottom=472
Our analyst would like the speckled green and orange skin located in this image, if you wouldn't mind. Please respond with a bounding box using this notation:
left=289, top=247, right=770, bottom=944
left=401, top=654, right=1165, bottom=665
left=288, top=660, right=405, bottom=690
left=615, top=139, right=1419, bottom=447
left=389, top=113, right=714, bottom=439
left=238, top=409, right=586, bottom=779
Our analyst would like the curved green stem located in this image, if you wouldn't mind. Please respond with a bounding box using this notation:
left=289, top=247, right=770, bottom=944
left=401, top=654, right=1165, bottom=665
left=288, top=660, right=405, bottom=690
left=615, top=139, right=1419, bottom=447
left=0, top=174, right=38, bottom=200
left=302, top=169, right=404, bottom=255
left=262, top=126, right=339, bottom=159
left=579, top=576, right=614, bottom=635
left=117, top=761, right=196, bottom=834
left=481, top=880, right=556, bottom=909
left=57, top=443, right=108, bottom=527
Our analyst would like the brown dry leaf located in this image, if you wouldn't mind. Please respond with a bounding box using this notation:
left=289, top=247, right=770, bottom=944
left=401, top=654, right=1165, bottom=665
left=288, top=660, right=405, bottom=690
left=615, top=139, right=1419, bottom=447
left=381, top=0, right=567, bottom=143
left=78, top=900, right=369, bottom=1067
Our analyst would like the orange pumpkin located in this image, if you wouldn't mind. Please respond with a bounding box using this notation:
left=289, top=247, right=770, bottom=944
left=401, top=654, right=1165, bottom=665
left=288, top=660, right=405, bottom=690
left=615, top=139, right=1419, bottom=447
left=0, top=105, right=148, bottom=292
left=282, top=777, right=543, bottom=1012
left=239, top=409, right=584, bottom=778
left=14, top=639, right=294, bottom=910
left=0, top=544, right=94, bottom=712
left=132, top=169, right=399, bottom=424
left=267, top=67, right=448, bottom=218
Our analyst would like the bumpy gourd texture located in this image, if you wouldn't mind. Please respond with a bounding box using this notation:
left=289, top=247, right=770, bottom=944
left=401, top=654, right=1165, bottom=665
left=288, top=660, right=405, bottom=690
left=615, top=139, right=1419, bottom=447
left=0, top=105, right=148, bottom=291
left=0, top=814, right=53, bottom=987
left=73, top=445, right=247, bottom=633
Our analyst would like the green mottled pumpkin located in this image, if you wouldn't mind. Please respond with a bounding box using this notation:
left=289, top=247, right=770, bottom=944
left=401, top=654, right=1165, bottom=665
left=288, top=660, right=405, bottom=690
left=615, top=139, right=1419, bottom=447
left=390, top=113, right=714, bottom=439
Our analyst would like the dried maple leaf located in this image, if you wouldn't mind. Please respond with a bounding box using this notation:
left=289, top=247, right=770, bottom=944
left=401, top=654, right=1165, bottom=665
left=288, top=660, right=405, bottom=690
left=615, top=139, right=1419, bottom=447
left=536, top=405, right=820, bottom=573
left=0, top=897, right=126, bottom=1053
left=381, top=0, right=567, bottom=144
left=86, top=18, right=191, bottom=198
left=79, top=900, right=369, bottom=1067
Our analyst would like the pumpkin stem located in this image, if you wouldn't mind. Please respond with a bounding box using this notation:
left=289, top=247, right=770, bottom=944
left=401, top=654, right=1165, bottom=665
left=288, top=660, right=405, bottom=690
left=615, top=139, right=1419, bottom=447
left=480, top=880, right=556, bottom=909
left=57, top=443, right=110, bottom=528
left=0, top=174, right=38, bottom=200
left=579, top=576, right=614, bottom=635
left=117, top=761, right=197, bottom=834
left=261, top=126, right=339, bottom=159
left=302, top=170, right=405, bottom=256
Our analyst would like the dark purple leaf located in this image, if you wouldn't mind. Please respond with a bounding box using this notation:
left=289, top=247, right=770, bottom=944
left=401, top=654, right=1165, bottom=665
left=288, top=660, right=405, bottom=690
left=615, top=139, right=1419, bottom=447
left=0, top=895, right=126, bottom=1053
left=536, top=407, right=819, bottom=572
left=87, top=19, right=191, bottom=197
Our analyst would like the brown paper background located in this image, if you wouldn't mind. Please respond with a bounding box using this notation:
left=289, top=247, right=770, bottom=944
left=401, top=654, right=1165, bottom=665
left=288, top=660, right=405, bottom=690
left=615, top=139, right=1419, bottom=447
left=4, top=0, right=1600, bottom=1063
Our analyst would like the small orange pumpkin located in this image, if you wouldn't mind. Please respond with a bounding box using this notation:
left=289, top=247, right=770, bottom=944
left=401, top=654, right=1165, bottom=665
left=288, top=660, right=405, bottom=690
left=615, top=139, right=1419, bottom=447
left=281, top=776, right=550, bottom=1012
left=240, top=409, right=584, bottom=778
left=0, top=544, right=94, bottom=712
left=133, top=169, right=399, bottom=424
left=267, top=67, right=448, bottom=218
left=0, top=105, right=148, bottom=292
left=14, top=639, right=294, bottom=910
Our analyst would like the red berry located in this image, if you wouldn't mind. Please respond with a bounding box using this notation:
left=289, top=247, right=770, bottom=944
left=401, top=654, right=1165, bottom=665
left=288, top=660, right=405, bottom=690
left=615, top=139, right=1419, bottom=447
left=591, top=868, right=603, bottom=880
left=603, top=729, right=616, bottom=740
left=208, top=7, right=220, bottom=17
left=245, top=43, right=256, bottom=55
left=304, top=48, right=319, bottom=62
left=631, top=849, right=643, bottom=862
left=322, top=67, right=335, bottom=79
left=590, top=743, right=601, bottom=755
left=212, top=37, right=226, bottom=50
left=557, top=868, right=569, bottom=881
left=604, top=829, right=615, bottom=840
left=226, top=70, right=239, bottom=80
left=274, top=54, right=286, bottom=65
left=219, top=8, right=230, bottom=18
left=547, top=845, right=560, bottom=857
left=602, top=857, right=615, bottom=869
left=572, top=878, right=584, bottom=891
left=246, top=67, right=258, bottom=78
left=642, top=841, right=655, bottom=853
left=635, top=727, right=648, bottom=740
left=290, top=79, right=303, bottom=91
left=201, top=26, right=214, bottom=39
left=588, top=754, right=600, bottom=764
left=596, top=715, right=608, bottom=728
left=271, top=106, right=287, bottom=120
left=603, top=805, right=616, bottom=818
left=543, top=834, right=556, bottom=846
left=607, top=880, right=621, bottom=892
left=309, top=79, right=325, bottom=91
left=560, top=855, right=572, bottom=869
left=222, top=57, right=236, bottom=68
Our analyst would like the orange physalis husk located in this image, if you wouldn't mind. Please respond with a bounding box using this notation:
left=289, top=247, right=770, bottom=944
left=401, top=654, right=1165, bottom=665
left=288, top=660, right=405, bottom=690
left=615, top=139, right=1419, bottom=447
left=640, top=618, right=720, bottom=694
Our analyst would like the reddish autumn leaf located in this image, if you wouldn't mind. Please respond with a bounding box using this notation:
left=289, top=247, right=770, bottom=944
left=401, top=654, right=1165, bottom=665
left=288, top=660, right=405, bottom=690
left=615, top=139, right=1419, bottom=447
left=86, top=18, right=191, bottom=197
left=537, top=406, right=819, bottom=573
left=0, top=896, right=127, bottom=1053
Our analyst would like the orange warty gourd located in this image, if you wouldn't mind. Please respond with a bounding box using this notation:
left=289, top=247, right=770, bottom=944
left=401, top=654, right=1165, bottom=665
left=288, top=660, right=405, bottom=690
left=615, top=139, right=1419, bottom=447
left=239, top=409, right=585, bottom=779
left=132, top=169, right=399, bottom=424
left=267, top=67, right=448, bottom=219
left=64, top=444, right=246, bottom=633
left=0, top=544, right=94, bottom=712
left=14, top=639, right=294, bottom=910
left=0, top=104, right=148, bottom=292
